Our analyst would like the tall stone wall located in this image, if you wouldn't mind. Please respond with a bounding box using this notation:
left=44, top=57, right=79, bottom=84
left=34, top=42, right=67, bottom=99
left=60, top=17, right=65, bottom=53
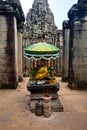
left=0, top=0, right=25, bottom=89
left=0, top=16, right=18, bottom=88
left=68, top=0, right=87, bottom=88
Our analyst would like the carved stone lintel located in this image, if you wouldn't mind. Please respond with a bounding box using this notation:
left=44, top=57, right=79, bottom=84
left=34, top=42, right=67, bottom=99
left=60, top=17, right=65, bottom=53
left=0, top=0, right=25, bottom=23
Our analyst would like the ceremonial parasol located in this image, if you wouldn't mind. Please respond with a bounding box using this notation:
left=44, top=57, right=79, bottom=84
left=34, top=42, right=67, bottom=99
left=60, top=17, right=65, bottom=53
left=24, top=42, right=59, bottom=60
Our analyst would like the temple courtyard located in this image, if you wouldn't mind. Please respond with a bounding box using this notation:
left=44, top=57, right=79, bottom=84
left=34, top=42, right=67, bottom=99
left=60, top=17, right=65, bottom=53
left=0, top=77, right=87, bottom=130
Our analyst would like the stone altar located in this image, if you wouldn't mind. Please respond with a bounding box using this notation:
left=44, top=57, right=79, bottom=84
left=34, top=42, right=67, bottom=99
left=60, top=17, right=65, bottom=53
left=27, top=80, right=63, bottom=112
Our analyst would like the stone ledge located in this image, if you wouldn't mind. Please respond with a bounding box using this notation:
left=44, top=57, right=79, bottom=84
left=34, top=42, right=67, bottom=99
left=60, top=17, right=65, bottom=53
left=30, top=93, right=58, bottom=100
left=27, top=82, right=60, bottom=93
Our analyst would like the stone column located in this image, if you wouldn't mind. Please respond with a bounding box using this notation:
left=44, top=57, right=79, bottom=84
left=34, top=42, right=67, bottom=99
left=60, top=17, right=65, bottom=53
left=0, top=16, right=18, bottom=89
left=62, top=20, right=70, bottom=81
left=68, top=0, right=87, bottom=88
left=0, top=0, right=25, bottom=89
left=56, top=31, right=63, bottom=76
left=17, top=31, right=23, bottom=81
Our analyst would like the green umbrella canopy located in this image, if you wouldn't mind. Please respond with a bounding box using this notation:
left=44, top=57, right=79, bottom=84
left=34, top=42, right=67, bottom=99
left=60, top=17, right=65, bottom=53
left=24, top=42, right=60, bottom=60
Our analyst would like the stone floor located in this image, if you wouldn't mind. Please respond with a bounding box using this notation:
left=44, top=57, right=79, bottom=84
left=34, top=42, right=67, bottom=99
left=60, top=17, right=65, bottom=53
left=0, top=77, right=87, bottom=130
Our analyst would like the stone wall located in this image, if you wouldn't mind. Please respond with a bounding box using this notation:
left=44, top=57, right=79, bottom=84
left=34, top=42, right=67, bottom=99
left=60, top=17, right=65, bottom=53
left=0, top=16, right=18, bottom=88
left=68, top=0, right=87, bottom=88
left=0, top=0, right=25, bottom=89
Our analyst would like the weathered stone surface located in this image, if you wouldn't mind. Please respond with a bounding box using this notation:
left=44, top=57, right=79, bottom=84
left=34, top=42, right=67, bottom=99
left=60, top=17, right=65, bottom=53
left=30, top=93, right=58, bottom=100
left=0, top=0, right=25, bottom=88
left=0, top=31, right=7, bottom=40
left=0, top=16, right=7, bottom=24
left=17, top=32, right=23, bottom=81
left=26, top=0, right=58, bottom=43
left=68, top=0, right=87, bottom=88
left=62, top=20, right=70, bottom=81
left=0, top=15, right=18, bottom=89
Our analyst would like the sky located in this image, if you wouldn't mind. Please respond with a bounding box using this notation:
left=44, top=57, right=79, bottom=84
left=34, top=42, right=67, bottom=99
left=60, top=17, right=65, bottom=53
left=20, top=0, right=78, bottom=29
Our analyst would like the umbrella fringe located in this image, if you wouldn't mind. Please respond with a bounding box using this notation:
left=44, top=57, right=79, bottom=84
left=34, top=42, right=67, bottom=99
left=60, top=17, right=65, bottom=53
left=24, top=54, right=59, bottom=60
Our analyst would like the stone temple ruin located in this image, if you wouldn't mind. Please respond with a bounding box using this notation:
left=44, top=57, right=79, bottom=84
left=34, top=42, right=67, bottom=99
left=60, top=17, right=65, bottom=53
left=25, top=0, right=58, bottom=44
left=23, top=0, right=62, bottom=77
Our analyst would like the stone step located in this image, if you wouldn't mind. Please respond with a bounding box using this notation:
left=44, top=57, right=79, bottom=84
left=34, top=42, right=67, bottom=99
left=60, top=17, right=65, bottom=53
left=30, top=93, right=58, bottom=100
left=30, top=98, right=63, bottom=113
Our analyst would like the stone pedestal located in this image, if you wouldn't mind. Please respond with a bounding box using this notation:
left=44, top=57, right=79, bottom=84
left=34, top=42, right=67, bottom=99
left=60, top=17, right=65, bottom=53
left=27, top=81, right=63, bottom=112
left=27, top=82, right=59, bottom=95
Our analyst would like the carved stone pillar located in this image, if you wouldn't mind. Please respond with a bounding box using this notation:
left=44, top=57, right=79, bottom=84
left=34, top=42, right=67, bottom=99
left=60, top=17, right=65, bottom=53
left=56, top=31, right=63, bottom=76
left=0, top=0, right=25, bottom=88
left=0, top=16, right=18, bottom=89
left=17, top=31, right=23, bottom=81
left=68, top=0, right=87, bottom=88
left=62, top=20, right=70, bottom=81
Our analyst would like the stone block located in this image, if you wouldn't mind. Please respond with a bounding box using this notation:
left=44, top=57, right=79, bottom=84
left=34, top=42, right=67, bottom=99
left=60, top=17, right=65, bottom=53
left=0, top=16, right=7, bottom=24
left=0, top=41, right=7, bottom=49
left=27, top=82, right=60, bottom=93
left=30, top=98, right=63, bottom=113
left=0, top=31, right=7, bottom=40
left=30, top=93, right=58, bottom=100
left=0, top=24, right=8, bottom=31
